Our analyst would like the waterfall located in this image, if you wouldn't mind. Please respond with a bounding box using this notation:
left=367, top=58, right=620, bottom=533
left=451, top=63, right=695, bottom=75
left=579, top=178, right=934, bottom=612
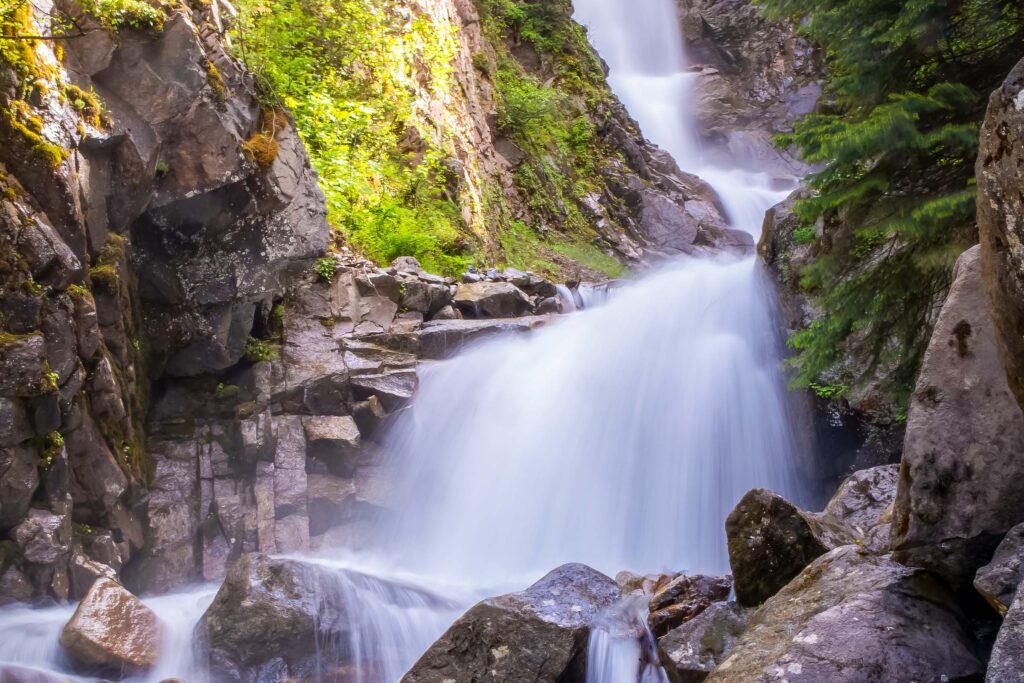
left=0, top=0, right=808, bottom=680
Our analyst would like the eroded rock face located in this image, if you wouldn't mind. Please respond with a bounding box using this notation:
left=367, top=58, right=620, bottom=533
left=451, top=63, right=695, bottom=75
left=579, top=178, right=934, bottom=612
left=59, top=577, right=163, bottom=671
left=725, top=488, right=853, bottom=606
left=707, top=546, right=983, bottom=683
left=197, top=554, right=349, bottom=683
left=403, top=563, right=620, bottom=683
left=658, top=601, right=751, bottom=683
left=648, top=574, right=732, bottom=637
left=824, top=464, right=897, bottom=552
left=974, top=523, right=1024, bottom=616
left=891, top=246, right=1024, bottom=586
left=978, top=55, right=1024, bottom=412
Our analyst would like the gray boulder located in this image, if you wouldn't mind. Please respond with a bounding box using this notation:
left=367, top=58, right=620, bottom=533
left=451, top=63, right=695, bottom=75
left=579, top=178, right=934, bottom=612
left=725, top=488, right=853, bottom=606
left=452, top=281, right=531, bottom=318
left=648, top=574, right=732, bottom=637
left=658, top=602, right=751, bottom=683
left=706, top=546, right=982, bottom=682
left=975, top=523, right=1024, bottom=616
left=0, top=446, right=38, bottom=532
left=988, top=586, right=1024, bottom=683
left=197, top=554, right=349, bottom=682
left=402, top=563, right=620, bottom=683
left=891, top=246, right=1024, bottom=586
left=824, top=464, right=898, bottom=551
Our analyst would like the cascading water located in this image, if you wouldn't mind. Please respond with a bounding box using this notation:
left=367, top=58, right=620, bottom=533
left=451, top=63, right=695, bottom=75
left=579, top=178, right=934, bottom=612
left=0, top=0, right=808, bottom=680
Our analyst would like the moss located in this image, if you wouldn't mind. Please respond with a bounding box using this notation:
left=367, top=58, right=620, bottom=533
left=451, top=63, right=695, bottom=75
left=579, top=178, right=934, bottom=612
left=65, top=83, right=106, bottom=129
left=244, top=337, right=280, bottom=362
left=241, top=131, right=279, bottom=168
left=66, top=283, right=90, bottom=299
left=205, top=60, right=228, bottom=109
left=2, top=187, right=16, bottom=202
left=89, top=263, right=119, bottom=292
left=36, top=430, right=64, bottom=470
left=551, top=242, right=625, bottom=278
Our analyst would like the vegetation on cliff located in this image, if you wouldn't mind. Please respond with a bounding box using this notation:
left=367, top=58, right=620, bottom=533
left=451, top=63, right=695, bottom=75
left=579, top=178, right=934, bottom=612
left=759, top=0, right=1024, bottom=403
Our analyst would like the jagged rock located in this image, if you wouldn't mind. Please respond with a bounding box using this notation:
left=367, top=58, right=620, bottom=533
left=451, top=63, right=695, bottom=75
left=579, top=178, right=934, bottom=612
left=978, top=56, right=1024, bottom=411
left=0, top=446, right=38, bottom=532
left=401, top=280, right=452, bottom=316
left=706, top=546, right=983, bottom=683
left=307, top=474, right=356, bottom=537
left=302, top=415, right=361, bottom=475
left=0, top=335, right=48, bottom=397
left=0, top=665, right=75, bottom=683
left=13, top=508, right=70, bottom=566
left=356, top=272, right=402, bottom=303
left=403, top=563, right=620, bottom=683
left=349, top=370, right=417, bottom=412
left=988, top=586, right=1024, bottom=683
left=974, top=523, right=1024, bottom=615
left=658, top=601, right=751, bottom=683
left=198, top=554, right=349, bottom=682
left=453, top=281, right=531, bottom=318
left=391, top=256, right=424, bottom=273
left=271, top=416, right=308, bottom=554
left=648, top=574, right=732, bottom=637
left=726, top=488, right=853, bottom=606
left=0, top=398, right=31, bottom=447
left=824, top=464, right=897, bottom=551
left=59, top=577, right=163, bottom=671
left=69, top=552, right=117, bottom=600
left=891, top=246, right=1024, bottom=586
left=418, top=316, right=548, bottom=359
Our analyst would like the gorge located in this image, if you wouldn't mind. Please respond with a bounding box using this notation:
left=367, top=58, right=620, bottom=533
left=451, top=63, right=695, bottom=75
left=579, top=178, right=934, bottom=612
left=1, top=0, right=1024, bottom=681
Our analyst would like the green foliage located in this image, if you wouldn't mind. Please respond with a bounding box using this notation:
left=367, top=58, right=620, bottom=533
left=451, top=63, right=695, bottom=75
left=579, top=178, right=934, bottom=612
left=78, top=0, right=165, bottom=31
left=759, top=0, right=1024, bottom=402
left=244, top=337, right=280, bottom=362
left=232, top=0, right=468, bottom=273
left=314, top=257, right=338, bottom=282
left=550, top=242, right=625, bottom=279
left=792, top=224, right=816, bottom=245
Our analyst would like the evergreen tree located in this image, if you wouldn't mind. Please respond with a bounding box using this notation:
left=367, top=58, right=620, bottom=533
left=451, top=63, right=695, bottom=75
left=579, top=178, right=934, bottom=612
left=758, top=0, right=1024, bottom=403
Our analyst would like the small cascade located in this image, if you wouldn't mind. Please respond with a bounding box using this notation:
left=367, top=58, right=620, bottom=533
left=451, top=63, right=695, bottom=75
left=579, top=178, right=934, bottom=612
left=586, top=597, right=669, bottom=683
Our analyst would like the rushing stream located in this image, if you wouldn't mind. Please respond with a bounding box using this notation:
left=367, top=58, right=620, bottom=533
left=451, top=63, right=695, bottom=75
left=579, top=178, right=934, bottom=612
left=0, top=0, right=808, bottom=680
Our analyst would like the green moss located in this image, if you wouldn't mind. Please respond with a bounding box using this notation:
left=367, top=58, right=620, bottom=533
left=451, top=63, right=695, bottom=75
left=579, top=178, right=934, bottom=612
left=36, top=430, right=64, bottom=470
left=314, top=257, right=337, bottom=282
left=64, top=83, right=106, bottom=128
left=550, top=242, right=625, bottom=279
left=244, top=337, right=280, bottom=362
left=205, top=60, right=228, bottom=109
left=79, top=0, right=166, bottom=31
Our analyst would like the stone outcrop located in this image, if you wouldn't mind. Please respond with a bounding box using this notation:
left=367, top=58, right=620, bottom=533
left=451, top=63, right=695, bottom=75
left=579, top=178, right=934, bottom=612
left=59, top=577, right=163, bottom=671
left=675, top=0, right=821, bottom=174
left=891, top=246, right=1024, bottom=586
left=974, top=523, right=1024, bottom=616
left=648, top=573, right=732, bottom=637
left=823, top=464, right=897, bottom=552
left=658, top=601, right=751, bottom=683
left=725, top=488, right=853, bottom=606
left=988, top=587, right=1024, bottom=683
left=197, top=554, right=350, bottom=682
left=978, top=55, right=1024, bottom=412
left=706, top=546, right=983, bottom=682
left=403, top=563, right=620, bottom=683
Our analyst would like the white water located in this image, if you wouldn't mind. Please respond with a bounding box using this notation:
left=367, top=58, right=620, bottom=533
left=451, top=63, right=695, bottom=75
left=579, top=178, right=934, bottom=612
left=0, top=0, right=806, bottom=680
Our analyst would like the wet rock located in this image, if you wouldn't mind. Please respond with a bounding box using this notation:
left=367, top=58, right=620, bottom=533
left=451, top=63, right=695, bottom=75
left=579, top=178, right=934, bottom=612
left=0, top=665, right=75, bottom=683
left=349, top=370, right=417, bottom=412
left=307, top=474, right=356, bottom=537
left=0, top=335, right=48, bottom=397
left=658, top=601, right=751, bottom=683
left=418, top=316, right=548, bottom=359
left=706, top=546, right=982, bottom=683
left=988, top=586, right=1024, bottom=683
left=198, top=554, right=349, bottom=682
left=974, top=523, right=1024, bottom=615
left=403, top=563, right=620, bottom=683
left=453, top=281, right=531, bottom=318
left=726, top=488, right=853, bottom=607
left=0, top=446, right=39, bottom=532
left=0, top=398, right=32, bottom=446
left=978, top=56, right=1024, bottom=410
left=648, top=574, right=732, bottom=637
left=302, top=415, right=361, bottom=475
left=13, top=508, right=70, bottom=566
left=60, top=577, right=163, bottom=671
left=891, top=246, right=1024, bottom=586
left=69, top=553, right=117, bottom=601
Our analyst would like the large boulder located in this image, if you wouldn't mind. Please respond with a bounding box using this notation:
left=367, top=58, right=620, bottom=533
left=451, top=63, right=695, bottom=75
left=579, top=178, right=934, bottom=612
left=725, top=488, right=853, bottom=606
left=59, top=577, right=163, bottom=671
left=974, top=522, right=1024, bottom=616
left=978, top=55, right=1024, bottom=411
left=891, top=246, right=1024, bottom=585
left=197, top=554, right=349, bottom=682
left=988, top=586, right=1024, bottom=683
left=452, top=281, right=531, bottom=318
left=823, top=464, right=898, bottom=551
left=402, top=563, right=620, bottom=683
left=658, top=602, right=751, bottom=683
left=706, top=546, right=983, bottom=682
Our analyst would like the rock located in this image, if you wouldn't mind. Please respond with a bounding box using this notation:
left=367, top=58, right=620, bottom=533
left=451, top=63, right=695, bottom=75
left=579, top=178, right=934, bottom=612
left=13, top=508, right=70, bottom=566
left=891, top=246, right=1024, bottom=586
left=978, top=56, right=1024, bottom=411
left=988, top=586, right=1024, bottom=683
left=823, top=464, right=897, bottom=551
left=0, top=398, right=32, bottom=446
left=974, top=523, right=1024, bottom=615
left=452, top=281, right=531, bottom=318
left=648, top=574, right=732, bottom=637
left=59, top=577, right=163, bottom=671
left=301, top=415, right=361, bottom=475
left=418, top=316, right=548, bottom=359
left=725, top=488, right=853, bottom=607
left=349, top=370, right=417, bottom=411
left=391, top=256, right=424, bottom=273
left=356, top=272, right=402, bottom=303
left=69, top=552, right=117, bottom=600
left=0, top=335, right=48, bottom=397
left=0, top=665, right=75, bottom=683
left=307, top=474, right=356, bottom=537
left=198, top=554, right=349, bottom=682
left=658, top=602, right=751, bottom=683
left=706, top=546, right=983, bottom=683
left=0, top=446, right=39, bottom=532
left=430, top=304, right=460, bottom=320
left=401, top=279, right=452, bottom=316
left=403, top=563, right=620, bottom=683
